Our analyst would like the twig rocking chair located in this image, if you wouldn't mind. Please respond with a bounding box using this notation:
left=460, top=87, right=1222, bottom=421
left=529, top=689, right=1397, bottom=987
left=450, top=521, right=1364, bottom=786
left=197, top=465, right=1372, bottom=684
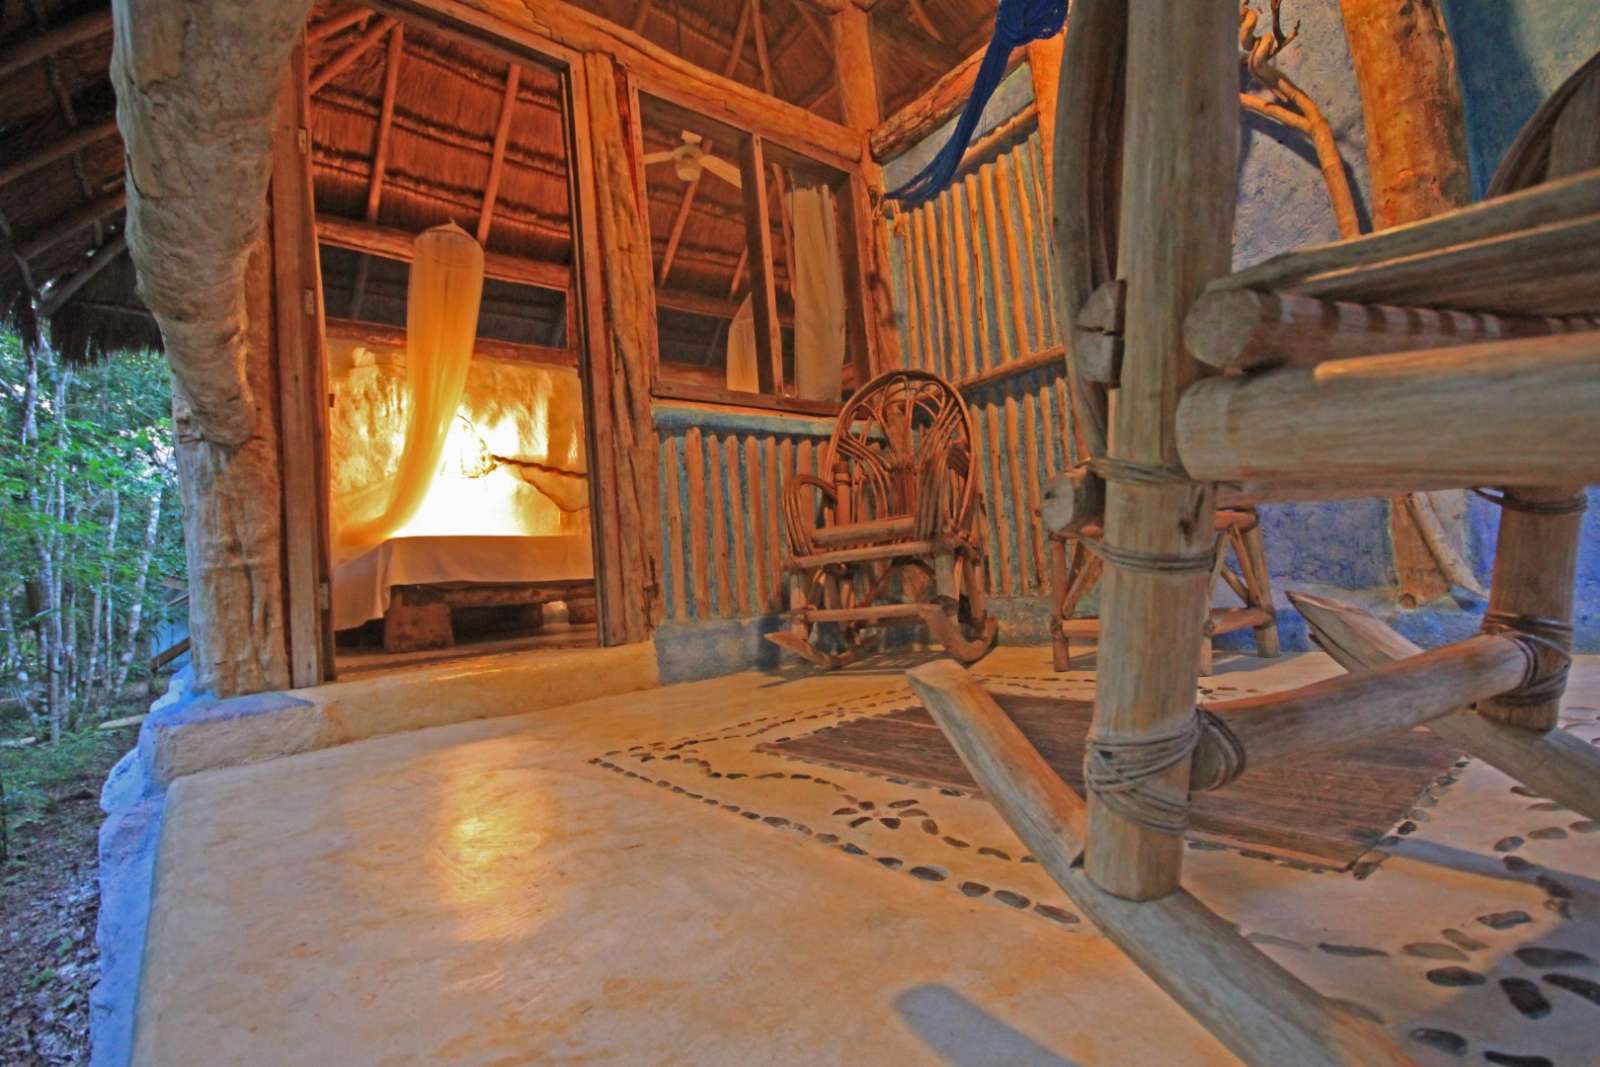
left=766, top=369, right=999, bottom=669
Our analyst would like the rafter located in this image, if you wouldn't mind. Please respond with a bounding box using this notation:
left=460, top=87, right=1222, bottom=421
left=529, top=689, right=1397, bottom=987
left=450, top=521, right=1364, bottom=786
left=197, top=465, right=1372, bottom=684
left=306, top=7, right=373, bottom=43
left=630, top=0, right=654, bottom=33
left=0, top=9, right=111, bottom=82
left=41, top=234, right=126, bottom=316
left=722, top=0, right=755, bottom=79
left=364, top=25, right=405, bottom=222
left=477, top=63, right=523, bottom=244
left=658, top=171, right=705, bottom=286
left=871, top=14, right=963, bottom=73
left=309, top=16, right=397, bottom=95
left=16, top=190, right=125, bottom=264
left=904, top=0, right=946, bottom=42
left=0, top=118, right=118, bottom=190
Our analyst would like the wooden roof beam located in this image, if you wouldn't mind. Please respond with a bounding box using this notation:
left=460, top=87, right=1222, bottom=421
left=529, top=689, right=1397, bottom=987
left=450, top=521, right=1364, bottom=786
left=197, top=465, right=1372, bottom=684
left=306, top=7, right=374, bottom=44
left=870, top=41, right=1027, bottom=161
left=316, top=212, right=570, bottom=291
left=368, top=0, right=861, bottom=165
left=40, top=233, right=127, bottom=316
left=721, top=0, right=755, bottom=78
left=477, top=63, right=522, bottom=243
left=0, top=117, right=119, bottom=190
left=309, top=15, right=397, bottom=95
left=658, top=171, right=705, bottom=287
left=0, top=9, right=112, bottom=81
left=363, top=24, right=404, bottom=221
left=16, top=189, right=125, bottom=264
left=870, top=15, right=963, bottom=74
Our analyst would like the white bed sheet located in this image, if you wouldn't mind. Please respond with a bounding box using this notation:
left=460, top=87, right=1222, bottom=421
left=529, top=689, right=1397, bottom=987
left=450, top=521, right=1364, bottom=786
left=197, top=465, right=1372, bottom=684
left=333, top=534, right=594, bottom=630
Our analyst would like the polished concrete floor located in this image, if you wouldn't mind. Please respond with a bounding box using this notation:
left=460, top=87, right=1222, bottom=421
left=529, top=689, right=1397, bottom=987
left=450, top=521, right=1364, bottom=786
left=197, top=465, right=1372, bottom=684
left=134, top=648, right=1600, bottom=1066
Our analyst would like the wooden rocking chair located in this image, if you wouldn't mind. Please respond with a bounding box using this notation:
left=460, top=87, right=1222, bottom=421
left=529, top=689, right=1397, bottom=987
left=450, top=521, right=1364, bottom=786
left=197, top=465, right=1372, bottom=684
left=766, top=369, right=999, bottom=669
left=1047, top=506, right=1279, bottom=671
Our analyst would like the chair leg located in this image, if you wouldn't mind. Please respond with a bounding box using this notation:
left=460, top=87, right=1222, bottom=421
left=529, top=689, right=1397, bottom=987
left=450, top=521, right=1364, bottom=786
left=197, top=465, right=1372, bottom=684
left=1237, top=518, right=1280, bottom=658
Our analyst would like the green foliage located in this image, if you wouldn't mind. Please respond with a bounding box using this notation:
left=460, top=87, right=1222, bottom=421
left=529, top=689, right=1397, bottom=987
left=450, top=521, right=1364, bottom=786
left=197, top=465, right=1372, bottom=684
left=0, top=729, right=123, bottom=832
left=0, top=326, right=186, bottom=738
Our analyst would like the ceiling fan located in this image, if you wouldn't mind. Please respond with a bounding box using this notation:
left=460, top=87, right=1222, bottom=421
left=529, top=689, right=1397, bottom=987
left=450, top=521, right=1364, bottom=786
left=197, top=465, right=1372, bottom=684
left=642, top=131, right=742, bottom=188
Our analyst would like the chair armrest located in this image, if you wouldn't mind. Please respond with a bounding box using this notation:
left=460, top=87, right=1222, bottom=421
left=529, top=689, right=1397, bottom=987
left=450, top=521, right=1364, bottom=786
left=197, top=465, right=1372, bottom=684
left=783, top=474, right=837, bottom=559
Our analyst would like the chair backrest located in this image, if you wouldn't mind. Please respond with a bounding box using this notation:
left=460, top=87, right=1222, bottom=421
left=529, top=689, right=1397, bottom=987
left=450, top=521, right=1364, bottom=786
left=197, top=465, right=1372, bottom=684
left=823, top=369, right=978, bottom=539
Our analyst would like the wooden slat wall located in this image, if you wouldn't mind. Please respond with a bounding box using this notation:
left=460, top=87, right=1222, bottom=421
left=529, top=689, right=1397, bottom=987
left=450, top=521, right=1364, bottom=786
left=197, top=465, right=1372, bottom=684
left=657, top=423, right=833, bottom=620
left=887, top=126, right=1074, bottom=596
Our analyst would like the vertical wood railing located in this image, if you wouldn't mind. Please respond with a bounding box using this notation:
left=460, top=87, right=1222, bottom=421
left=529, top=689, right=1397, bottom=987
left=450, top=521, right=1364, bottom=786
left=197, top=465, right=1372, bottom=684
left=888, top=121, right=1075, bottom=597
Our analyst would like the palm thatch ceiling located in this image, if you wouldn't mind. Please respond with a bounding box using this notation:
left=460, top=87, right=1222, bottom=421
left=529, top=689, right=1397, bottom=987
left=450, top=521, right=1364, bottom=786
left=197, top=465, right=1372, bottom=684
left=0, top=0, right=999, bottom=361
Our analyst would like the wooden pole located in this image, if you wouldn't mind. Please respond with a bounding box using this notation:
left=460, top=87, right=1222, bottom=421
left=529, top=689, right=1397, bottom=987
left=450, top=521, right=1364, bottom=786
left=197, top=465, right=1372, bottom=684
left=1184, top=288, right=1599, bottom=373
left=1084, top=0, right=1238, bottom=903
left=477, top=63, right=522, bottom=244
left=1476, top=61, right=1600, bottom=731
left=1026, top=34, right=1063, bottom=186
left=1049, top=0, right=1123, bottom=463
left=364, top=24, right=404, bottom=223
left=908, top=660, right=1413, bottom=1067
left=1293, top=592, right=1600, bottom=823
left=1176, top=332, right=1600, bottom=490
left=739, top=134, right=785, bottom=394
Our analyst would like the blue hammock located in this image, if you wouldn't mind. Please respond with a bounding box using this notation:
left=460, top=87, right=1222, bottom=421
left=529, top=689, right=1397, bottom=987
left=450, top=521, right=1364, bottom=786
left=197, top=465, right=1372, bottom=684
left=887, top=0, right=1066, bottom=206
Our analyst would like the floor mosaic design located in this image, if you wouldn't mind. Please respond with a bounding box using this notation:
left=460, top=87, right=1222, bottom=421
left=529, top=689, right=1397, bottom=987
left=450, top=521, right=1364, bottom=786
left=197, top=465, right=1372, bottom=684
left=593, top=665, right=1600, bottom=1066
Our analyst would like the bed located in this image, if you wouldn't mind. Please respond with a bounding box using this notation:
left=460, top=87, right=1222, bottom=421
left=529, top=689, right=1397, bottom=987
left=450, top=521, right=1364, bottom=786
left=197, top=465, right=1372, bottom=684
left=333, top=534, right=596, bottom=648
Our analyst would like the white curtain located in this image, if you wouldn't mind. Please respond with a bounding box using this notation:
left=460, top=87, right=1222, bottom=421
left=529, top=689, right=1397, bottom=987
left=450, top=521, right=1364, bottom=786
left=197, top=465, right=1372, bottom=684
left=333, top=222, right=485, bottom=564
left=789, top=181, right=846, bottom=402
left=724, top=180, right=845, bottom=400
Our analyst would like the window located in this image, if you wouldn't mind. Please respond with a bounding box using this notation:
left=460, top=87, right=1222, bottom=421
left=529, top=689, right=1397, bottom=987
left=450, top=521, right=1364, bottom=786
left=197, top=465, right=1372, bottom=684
left=639, top=92, right=860, bottom=414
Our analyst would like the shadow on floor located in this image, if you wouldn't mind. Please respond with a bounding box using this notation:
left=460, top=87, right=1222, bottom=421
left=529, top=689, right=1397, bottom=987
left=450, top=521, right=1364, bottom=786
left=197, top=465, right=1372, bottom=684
left=895, top=984, right=1084, bottom=1067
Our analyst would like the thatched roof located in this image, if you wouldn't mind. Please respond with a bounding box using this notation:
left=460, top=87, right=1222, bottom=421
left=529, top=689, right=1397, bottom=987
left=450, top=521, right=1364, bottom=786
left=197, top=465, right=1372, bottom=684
left=0, top=0, right=999, bottom=362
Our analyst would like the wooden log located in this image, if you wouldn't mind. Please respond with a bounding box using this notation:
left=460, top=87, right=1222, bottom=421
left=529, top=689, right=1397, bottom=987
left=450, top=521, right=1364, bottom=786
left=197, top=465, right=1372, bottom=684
left=0, top=9, right=112, bottom=81
left=684, top=428, right=710, bottom=616
left=271, top=48, right=332, bottom=689
left=1050, top=0, right=1123, bottom=462
left=324, top=317, right=576, bottom=368
left=933, top=196, right=962, bottom=382
left=993, top=155, right=1033, bottom=359
left=973, top=165, right=1010, bottom=369
left=1025, top=136, right=1061, bottom=341
left=1213, top=169, right=1600, bottom=313
left=1008, top=143, right=1049, bottom=349
left=1184, top=287, right=1600, bottom=372
left=1475, top=53, right=1600, bottom=730
left=1026, top=34, right=1063, bottom=186
left=868, top=42, right=1025, bottom=162
left=1292, top=591, right=1600, bottom=823
left=739, top=135, right=785, bottom=394
left=725, top=435, right=751, bottom=614
left=662, top=435, right=686, bottom=619
left=983, top=403, right=1014, bottom=596
left=1040, top=466, right=1104, bottom=537
left=372, top=0, right=861, bottom=166
left=364, top=25, right=404, bottom=222
left=1085, top=0, right=1237, bottom=902
left=1338, top=0, right=1470, bottom=230
left=39, top=235, right=126, bottom=318
left=907, top=661, right=1414, bottom=1067
left=961, top=173, right=992, bottom=373
left=951, top=180, right=979, bottom=379
left=909, top=207, right=938, bottom=372
left=309, top=16, right=397, bottom=95
left=708, top=435, right=733, bottom=615
left=745, top=436, right=769, bottom=612
left=766, top=437, right=784, bottom=609
left=1177, top=332, right=1600, bottom=489
left=316, top=213, right=569, bottom=291
left=1234, top=518, right=1279, bottom=657
left=1188, top=633, right=1529, bottom=789
left=476, top=63, right=522, bottom=244
left=0, top=118, right=119, bottom=191
left=17, top=191, right=126, bottom=265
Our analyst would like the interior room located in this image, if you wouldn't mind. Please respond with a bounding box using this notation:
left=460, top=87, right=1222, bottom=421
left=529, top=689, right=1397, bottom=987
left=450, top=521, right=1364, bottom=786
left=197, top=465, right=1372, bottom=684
left=1, top=1, right=1598, bottom=1065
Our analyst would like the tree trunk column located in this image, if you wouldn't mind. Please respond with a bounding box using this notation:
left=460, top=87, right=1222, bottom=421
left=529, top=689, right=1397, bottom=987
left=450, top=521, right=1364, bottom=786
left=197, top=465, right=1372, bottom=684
left=172, top=239, right=292, bottom=697
left=1083, top=0, right=1238, bottom=902
left=1338, top=0, right=1473, bottom=604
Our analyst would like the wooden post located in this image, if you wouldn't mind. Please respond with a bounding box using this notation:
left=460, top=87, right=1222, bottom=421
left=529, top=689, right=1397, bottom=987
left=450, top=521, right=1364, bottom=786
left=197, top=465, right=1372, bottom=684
left=832, top=2, right=898, bottom=379
left=575, top=53, right=662, bottom=642
left=1476, top=81, right=1600, bottom=730
left=1026, top=35, right=1063, bottom=186
left=1084, top=0, right=1237, bottom=902
left=739, top=134, right=785, bottom=395
left=269, top=42, right=333, bottom=688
